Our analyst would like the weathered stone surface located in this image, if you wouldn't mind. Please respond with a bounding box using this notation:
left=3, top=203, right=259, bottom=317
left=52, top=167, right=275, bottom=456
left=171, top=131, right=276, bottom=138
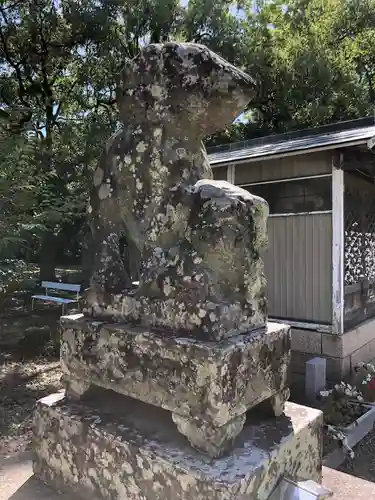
left=33, top=391, right=323, bottom=500
left=171, top=412, right=246, bottom=458
left=111, top=181, right=268, bottom=340
left=61, top=316, right=290, bottom=432
left=63, top=376, right=91, bottom=400
left=85, top=41, right=267, bottom=340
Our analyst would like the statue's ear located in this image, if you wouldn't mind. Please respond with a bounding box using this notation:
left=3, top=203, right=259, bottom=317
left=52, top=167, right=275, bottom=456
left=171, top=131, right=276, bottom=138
left=116, top=55, right=147, bottom=123
left=116, top=45, right=170, bottom=123
left=117, top=45, right=165, bottom=99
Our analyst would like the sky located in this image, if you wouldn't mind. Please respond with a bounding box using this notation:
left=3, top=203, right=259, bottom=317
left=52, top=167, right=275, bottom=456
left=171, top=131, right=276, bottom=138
left=180, top=0, right=248, bottom=16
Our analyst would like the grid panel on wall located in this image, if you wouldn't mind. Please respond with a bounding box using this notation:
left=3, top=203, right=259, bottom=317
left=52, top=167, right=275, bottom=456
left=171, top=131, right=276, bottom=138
left=344, top=172, right=375, bottom=329
left=344, top=174, right=375, bottom=285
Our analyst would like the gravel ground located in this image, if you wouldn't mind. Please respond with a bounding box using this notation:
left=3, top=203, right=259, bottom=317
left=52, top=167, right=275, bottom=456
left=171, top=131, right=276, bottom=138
left=0, top=307, right=62, bottom=459
left=0, top=359, right=62, bottom=457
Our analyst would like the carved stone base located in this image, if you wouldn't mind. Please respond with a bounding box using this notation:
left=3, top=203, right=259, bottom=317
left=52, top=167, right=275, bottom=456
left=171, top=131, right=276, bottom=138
left=33, top=390, right=323, bottom=500
left=172, top=413, right=246, bottom=458
left=62, top=374, right=91, bottom=401
left=270, top=388, right=291, bottom=417
left=60, top=315, right=291, bottom=453
left=87, top=291, right=267, bottom=341
left=60, top=317, right=291, bottom=426
left=170, top=388, right=291, bottom=457
left=254, top=388, right=291, bottom=419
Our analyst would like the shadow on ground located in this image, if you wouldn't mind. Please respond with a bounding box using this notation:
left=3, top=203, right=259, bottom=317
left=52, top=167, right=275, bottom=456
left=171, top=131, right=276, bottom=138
left=338, top=430, right=375, bottom=484
left=0, top=307, right=62, bottom=363
left=0, top=306, right=66, bottom=457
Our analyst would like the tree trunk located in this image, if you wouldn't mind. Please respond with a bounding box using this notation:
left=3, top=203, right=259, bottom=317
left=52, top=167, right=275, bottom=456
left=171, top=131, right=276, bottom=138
left=39, top=232, right=58, bottom=281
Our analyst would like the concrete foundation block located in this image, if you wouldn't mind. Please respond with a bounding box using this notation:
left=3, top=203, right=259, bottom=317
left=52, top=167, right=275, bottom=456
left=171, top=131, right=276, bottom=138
left=350, top=337, right=375, bottom=368
left=292, top=351, right=350, bottom=381
left=322, top=334, right=344, bottom=358
left=291, top=329, right=322, bottom=355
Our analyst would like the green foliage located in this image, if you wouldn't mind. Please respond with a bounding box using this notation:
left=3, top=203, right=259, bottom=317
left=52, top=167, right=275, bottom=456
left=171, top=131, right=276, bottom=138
left=0, top=259, right=28, bottom=292
left=198, top=0, right=375, bottom=139
left=0, top=127, right=38, bottom=257
left=319, top=376, right=370, bottom=461
left=0, top=259, right=37, bottom=316
left=257, top=0, right=375, bottom=130
left=0, top=0, right=121, bottom=271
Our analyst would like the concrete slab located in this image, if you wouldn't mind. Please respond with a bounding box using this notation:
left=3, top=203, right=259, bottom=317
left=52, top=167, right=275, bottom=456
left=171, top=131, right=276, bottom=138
left=0, top=455, right=34, bottom=500
left=322, top=466, right=375, bottom=499
left=0, top=454, right=79, bottom=500
left=3, top=476, right=75, bottom=500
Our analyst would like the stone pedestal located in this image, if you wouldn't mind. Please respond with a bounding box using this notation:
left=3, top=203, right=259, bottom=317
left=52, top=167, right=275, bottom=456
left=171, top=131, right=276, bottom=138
left=60, top=315, right=291, bottom=457
left=33, top=390, right=323, bottom=500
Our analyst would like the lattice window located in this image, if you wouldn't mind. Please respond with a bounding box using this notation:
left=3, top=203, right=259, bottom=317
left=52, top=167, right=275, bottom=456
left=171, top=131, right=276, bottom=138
left=344, top=173, right=375, bottom=285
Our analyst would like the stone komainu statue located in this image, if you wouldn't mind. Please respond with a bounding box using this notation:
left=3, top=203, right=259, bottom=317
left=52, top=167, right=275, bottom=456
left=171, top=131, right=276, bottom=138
left=56, top=43, right=292, bottom=466
left=85, top=42, right=269, bottom=341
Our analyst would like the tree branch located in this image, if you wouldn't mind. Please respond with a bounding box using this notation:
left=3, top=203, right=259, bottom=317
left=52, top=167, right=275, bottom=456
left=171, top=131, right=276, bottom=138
left=0, top=29, right=31, bottom=109
left=98, top=97, right=117, bottom=108
left=0, top=7, right=34, bottom=112
left=364, top=67, right=375, bottom=104
left=0, top=88, right=11, bottom=106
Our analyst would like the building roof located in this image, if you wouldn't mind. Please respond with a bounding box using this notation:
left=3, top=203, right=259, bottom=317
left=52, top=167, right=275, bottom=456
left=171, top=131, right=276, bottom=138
left=207, top=117, right=375, bottom=166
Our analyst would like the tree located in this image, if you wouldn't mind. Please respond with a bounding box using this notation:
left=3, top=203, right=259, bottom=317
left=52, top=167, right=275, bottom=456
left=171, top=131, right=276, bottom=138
left=0, top=123, right=38, bottom=259
left=239, top=0, right=375, bottom=135
left=0, top=0, right=182, bottom=279
left=0, top=0, right=110, bottom=278
left=195, top=0, right=375, bottom=143
left=256, top=0, right=374, bottom=131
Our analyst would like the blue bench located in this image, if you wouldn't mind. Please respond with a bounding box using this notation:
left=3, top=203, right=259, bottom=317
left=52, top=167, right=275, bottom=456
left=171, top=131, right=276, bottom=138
left=31, top=281, right=82, bottom=315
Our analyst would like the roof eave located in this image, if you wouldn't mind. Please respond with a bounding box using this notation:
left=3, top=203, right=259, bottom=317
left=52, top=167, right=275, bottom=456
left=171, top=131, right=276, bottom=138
left=209, top=138, right=370, bottom=167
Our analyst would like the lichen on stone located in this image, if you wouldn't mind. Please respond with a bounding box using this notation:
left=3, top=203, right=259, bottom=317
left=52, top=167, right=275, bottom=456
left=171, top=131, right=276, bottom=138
left=84, top=41, right=267, bottom=341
